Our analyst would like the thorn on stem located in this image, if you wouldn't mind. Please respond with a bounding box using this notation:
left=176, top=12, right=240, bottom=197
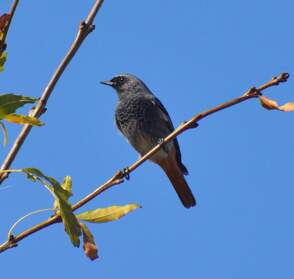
left=243, top=87, right=258, bottom=97
left=80, top=21, right=86, bottom=30
left=121, top=167, right=130, bottom=180
left=40, top=107, right=47, bottom=116
left=79, top=21, right=95, bottom=34
left=8, top=234, right=17, bottom=248
left=181, top=121, right=199, bottom=131
left=248, top=87, right=257, bottom=94
left=189, top=122, right=199, bottom=129
left=88, top=24, right=95, bottom=32
left=279, top=72, right=290, bottom=83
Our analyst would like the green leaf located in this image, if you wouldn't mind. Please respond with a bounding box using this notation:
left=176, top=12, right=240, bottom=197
left=61, top=176, right=73, bottom=197
left=0, top=52, right=7, bottom=72
left=4, top=113, right=44, bottom=126
left=0, top=120, right=8, bottom=146
left=0, top=94, right=37, bottom=119
left=22, top=168, right=81, bottom=246
left=80, top=223, right=98, bottom=261
left=77, top=204, right=141, bottom=224
left=56, top=197, right=81, bottom=247
left=3, top=168, right=82, bottom=247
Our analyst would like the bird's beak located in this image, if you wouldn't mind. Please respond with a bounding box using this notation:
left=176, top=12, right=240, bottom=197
left=100, top=80, right=114, bottom=86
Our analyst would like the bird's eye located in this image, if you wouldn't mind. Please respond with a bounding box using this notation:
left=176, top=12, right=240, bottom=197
left=111, top=76, right=125, bottom=86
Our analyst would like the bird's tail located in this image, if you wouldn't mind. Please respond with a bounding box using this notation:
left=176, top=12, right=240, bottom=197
left=160, top=159, right=196, bottom=208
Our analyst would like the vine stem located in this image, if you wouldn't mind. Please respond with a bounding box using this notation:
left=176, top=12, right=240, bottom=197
left=7, top=208, right=53, bottom=238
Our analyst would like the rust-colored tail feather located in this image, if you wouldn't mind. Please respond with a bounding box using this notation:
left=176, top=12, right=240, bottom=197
left=160, top=160, right=196, bottom=208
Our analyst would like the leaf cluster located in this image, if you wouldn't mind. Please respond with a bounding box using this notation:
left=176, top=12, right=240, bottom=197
left=1, top=168, right=140, bottom=260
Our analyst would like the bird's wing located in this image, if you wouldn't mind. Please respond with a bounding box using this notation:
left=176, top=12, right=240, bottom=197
left=115, top=114, right=122, bottom=133
left=151, top=96, right=188, bottom=175
left=151, top=97, right=175, bottom=132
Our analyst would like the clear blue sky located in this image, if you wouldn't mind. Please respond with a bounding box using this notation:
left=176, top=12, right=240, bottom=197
left=0, top=0, right=293, bottom=278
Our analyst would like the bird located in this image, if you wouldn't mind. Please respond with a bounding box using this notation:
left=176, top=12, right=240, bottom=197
left=101, top=73, right=196, bottom=208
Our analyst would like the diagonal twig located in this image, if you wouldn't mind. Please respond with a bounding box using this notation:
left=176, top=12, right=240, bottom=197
left=0, top=0, right=105, bottom=183
left=0, top=0, right=19, bottom=54
left=0, top=72, right=289, bottom=253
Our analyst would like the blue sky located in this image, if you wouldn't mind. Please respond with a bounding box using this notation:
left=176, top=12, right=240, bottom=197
left=0, top=0, right=293, bottom=278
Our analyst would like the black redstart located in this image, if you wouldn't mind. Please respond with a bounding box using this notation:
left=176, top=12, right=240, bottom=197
left=101, top=73, right=196, bottom=208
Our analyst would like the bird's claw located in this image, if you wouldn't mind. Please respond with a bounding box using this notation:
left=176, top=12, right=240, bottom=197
left=157, top=138, right=165, bottom=145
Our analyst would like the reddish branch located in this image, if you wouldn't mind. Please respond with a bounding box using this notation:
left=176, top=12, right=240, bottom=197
left=0, top=0, right=19, bottom=55
left=0, top=0, right=105, bottom=183
left=0, top=72, right=289, bottom=253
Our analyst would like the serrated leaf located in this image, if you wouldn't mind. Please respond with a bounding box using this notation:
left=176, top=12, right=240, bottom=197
left=4, top=114, right=44, bottom=126
left=0, top=51, right=7, bottom=72
left=77, top=204, right=141, bottom=224
left=0, top=94, right=37, bottom=119
left=259, top=96, right=294, bottom=112
left=0, top=120, right=8, bottom=146
left=20, top=168, right=81, bottom=247
left=80, top=223, right=98, bottom=261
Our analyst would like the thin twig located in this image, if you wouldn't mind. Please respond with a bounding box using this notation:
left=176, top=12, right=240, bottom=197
left=0, top=73, right=289, bottom=253
left=0, top=0, right=19, bottom=54
left=7, top=208, right=53, bottom=238
left=0, top=0, right=105, bottom=183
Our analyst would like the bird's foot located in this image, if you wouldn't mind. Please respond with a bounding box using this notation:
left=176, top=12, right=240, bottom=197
left=157, top=138, right=165, bottom=145
left=121, top=167, right=130, bottom=180
left=157, top=137, right=170, bottom=153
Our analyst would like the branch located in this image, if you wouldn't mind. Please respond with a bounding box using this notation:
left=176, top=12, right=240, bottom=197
left=0, top=0, right=19, bottom=54
left=0, top=72, right=289, bottom=253
left=0, top=0, right=105, bottom=183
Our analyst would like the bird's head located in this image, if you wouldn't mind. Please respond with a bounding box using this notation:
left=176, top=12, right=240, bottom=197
left=100, top=73, right=148, bottom=96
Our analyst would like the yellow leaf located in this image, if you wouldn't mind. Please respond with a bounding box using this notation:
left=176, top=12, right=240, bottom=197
left=0, top=52, right=7, bottom=72
left=259, top=96, right=294, bottom=112
left=61, top=176, right=72, bottom=195
left=4, top=114, right=44, bottom=126
left=77, top=204, right=141, bottom=224
left=279, top=102, right=294, bottom=112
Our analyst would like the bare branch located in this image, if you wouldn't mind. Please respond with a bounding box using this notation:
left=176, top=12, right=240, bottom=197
left=0, top=72, right=289, bottom=253
left=0, top=0, right=19, bottom=54
left=0, top=0, right=105, bottom=183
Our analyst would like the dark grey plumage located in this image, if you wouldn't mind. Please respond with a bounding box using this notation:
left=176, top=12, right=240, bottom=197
left=101, top=73, right=196, bottom=208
